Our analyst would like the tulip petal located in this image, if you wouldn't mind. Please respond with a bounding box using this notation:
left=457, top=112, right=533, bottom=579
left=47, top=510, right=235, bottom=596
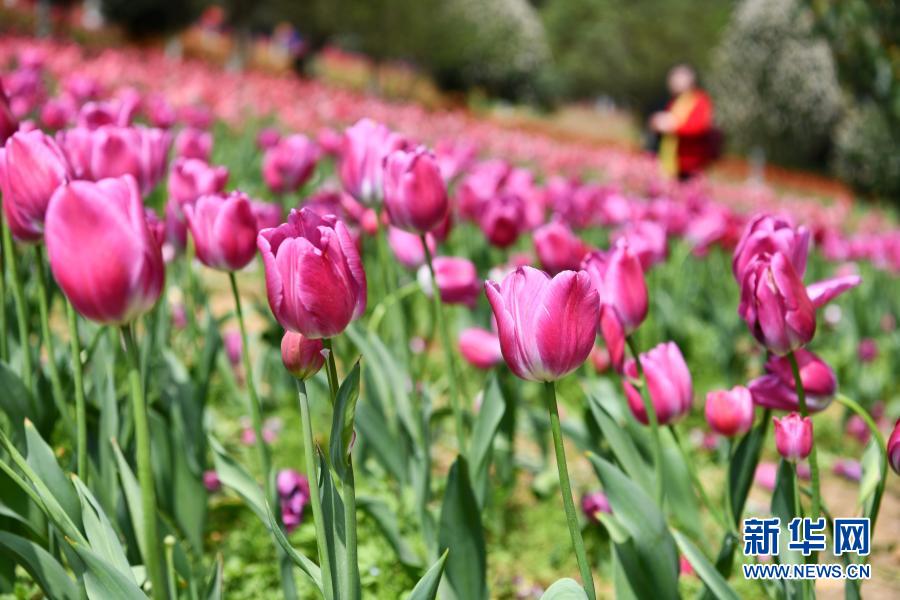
left=806, top=275, right=861, bottom=308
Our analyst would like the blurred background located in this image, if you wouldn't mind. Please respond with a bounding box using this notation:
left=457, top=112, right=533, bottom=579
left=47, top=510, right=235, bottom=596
left=2, top=0, right=898, bottom=204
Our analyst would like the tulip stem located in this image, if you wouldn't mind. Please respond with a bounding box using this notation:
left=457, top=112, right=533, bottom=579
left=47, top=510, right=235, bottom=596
left=296, top=379, right=335, bottom=600
left=66, top=301, right=88, bottom=484
left=625, top=336, right=665, bottom=506
left=723, top=438, right=736, bottom=529
left=421, top=235, right=467, bottom=454
left=121, top=325, right=167, bottom=599
left=835, top=394, right=887, bottom=530
left=787, top=351, right=821, bottom=521
left=2, top=221, right=32, bottom=392
left=543, top=381, right=596, bottom=600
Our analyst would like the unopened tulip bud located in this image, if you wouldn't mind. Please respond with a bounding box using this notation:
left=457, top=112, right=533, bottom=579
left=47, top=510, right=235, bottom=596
left=705, top=386, right=754, bottom=437
left=773, top=413, right=813, bottom=462
left=280, top=331, right=325, bottom=380
left=383, top=147, right=448, bottom=234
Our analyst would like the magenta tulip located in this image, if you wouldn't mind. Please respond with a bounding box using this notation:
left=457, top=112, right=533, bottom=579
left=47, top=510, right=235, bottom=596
left=705, top=385, right=754, bottom=437
left=168, top=158, right=229, bottom=207
left=90, top=126, right=171, bottom=194
left=0, top=130, right=73, bottom=242
left=383, top=147, right=449, bottom=234
left=0, top=79, right=17, bottom=144
left=183, top=191, right=259, bottom=271
left=888, top=419, right=900, bottom=475
left=258, top=208, right=366, bottom=338
left=387, top=226, right=434, bottom=270
left=485, top=266, right=599, bottom=382
left=223, top=329, right=243, bottom=368
left=479, top=194, right=524, bottom=248
left=280, top=330, right=326, bottom=380
left=623, top=341, right=692, bottom=425
left=174, top=127, right=213, bottom=162
left=738, top=252, right=816, bottom=355
left=581, top=492, right=611, bottom=524
left=40, top=96, right=75, bottom=130
left=44, top=175, right=164, bottom=324
left=534, top=221, right=589, bottom=274
left=338, top=118, right=407, bottom=204
left=262, top=134, right=319, bottom=195
left=256, top=127, right=281, bottom=150
left=458, top=327, right=503, bottom=370
left=773, top=413, right=813, bottom=462
left=806, top=274, right=862, bottom=308
left=582, top=240, right=648, bottom=334
left=418, top=256, right=481, bottom=307
left=733, top=214, right=810, bottom=280
left=748, top=349, right=836, bottom=413
left=250, top=199, right=283, bottom=231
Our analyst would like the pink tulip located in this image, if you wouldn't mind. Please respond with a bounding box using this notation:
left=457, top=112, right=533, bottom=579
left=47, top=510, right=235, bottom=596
left=250, top=199, right=283, bottom=231
left=832, top=459, right=862, bottom=482
left=44, top=175, right=164, bottom=324
left=387, top=226, right=434, bottom=270
left=806, top=274, right=862, bottom=308
left=738, top=252, right=816, bottom=355
left=773, top=413, right=813, bottom=462
left=418, top=256, right=481, bottom=307
left=755, top=462, right=777, bottom=491
left=40, top=96, right=75, bottom=130
left=145, top=95, right=177, bottom=129
left=857, top=338, right=878, bottom=363
left=338, top=118, right=407, bottom=203
left=457, top=159, right=510, bottom=220
left=458, top=328, right=503, bottom=370
left=534, top=221, right=589, bottom=274
left=479, top=193, right=524, bottom=248
left=174, top=127, right=213, bottom=162
left=0, top=79, right=18, bottom=144
left=223, top=329, right=242, bottom=367
left=262, top=134, right=319, bottom=195
left=77, top=100, right=134, bottom=129
left=485, top=266, right=599, bottom=382
left=589, top=345, right=611, bottom=374
left=258, top=208, right=366, bottom=338
left=888, top=419, right=900, bottom=475
left=705, top=386, right=754, bottom=437
left=184, top=191, right=259, bottom=271
left=383, top=147, right=449, bottom=234
left=623, top=341, right=692, bottom=425
left=280, top=331, right=325, bottom=380
left=582, top=241, right=648, bottom=334
left=179, top=105, right=213, bottom=130
left=581, top=491, right=611, bottom=523
left=168, top=158, right=229, bottom=207
left=612, top=221, right=667, bottom=270
left=316, top=127, right=343, bottom=156
left=0, top=130, right=73, bottom=242
left=164, top=199, right=188, bottom=252
left=256, top=127, right=281, bottom=150
left=434, top=138, right=477, bottom=182
left=203, top=470, right=222, bottom=492
left=733, top=214, right=810, bottom=280
left=748, top=349, right=836, bottom=413
left=277, top=469, right=310, bottom=533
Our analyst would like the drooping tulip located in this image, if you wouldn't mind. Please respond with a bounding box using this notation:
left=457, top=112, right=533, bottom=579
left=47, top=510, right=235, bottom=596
left=582, top=240, right=648, bottom=334
left=738, top=252, right=816, bottom=355
left=338, top=118, right=407, bottom=204
left=485, top=266, right=599, bottom=382
left=458, top=328, right=503, bottom=370
left=44, top=175, right=164, bottom=324
left=0, top=129, right=73, bottom=242
left=280, top=331, right=325, bottom=380
left=174, top=127, right=213, bottom=162
left=417, top=256, right=481, bottom=307
left=183, top=191, right=259, bottom=271
left=773, top=413, right=813, bottom=462
left=733, top=214, right=810, bottom=280
left=888, top=419, right=900, bottom=475
left=705, top=385, right=754, bottom=437
left=382, top=147, right=449, bottom=234
left=623, top=341, right=692, bottom=425
left=258, top=208, right=366, bottom=339
left=168, top=158, right=229, bottom=207
left=747, top=349, right=836, bottom=413
left=534, top=221, right=589, bottom=275
left=262, top=134, right=319, bottom=195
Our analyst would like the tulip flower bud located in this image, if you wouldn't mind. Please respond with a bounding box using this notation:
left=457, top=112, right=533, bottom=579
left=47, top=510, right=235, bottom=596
left=203, top=470, right=221, bottom=492
left=581, top=491, right=611, bottom=524
left=383, top=147, right=449, bottom=234
left=257, top=127, right=281, bottom=150
left=479, top=194, right=524, bottom=248
left=0, top=130, right=73, bottom=242
left=485, top=266, right=599, bottom=382
left=738, top=252, right=816, bottom=355
left=623, top=341, right=693, bottom=425
left=280, top=331, right=325, bottom=380
left=773, top=413, right=813, bottom=462
left=45, top=175, right=164, bottom=325
left=338, top=118, right=407, bottom=204
left=534, top=221, right=589, bottom=274
left=258, top=208, right=366, bottom=339
left=183, top=191, right=259, bottom=271
left=733, top=214, right=810, bottom=281
left=417, top=256, right=481, bottom=307
left=174, top=127, right=213, bottom=162
left=705, top=385, right=754, bottom=437
left=168, top=157, right=229, bottom=207
left=458, top=328, right=503, bottom=370
left=889, top=419, right=900, bottom=475
left=748, top=349, right=836, bottom=413
left=262, top=134, right=319, bottom=195
left=582, top=241, right=648, bottom=335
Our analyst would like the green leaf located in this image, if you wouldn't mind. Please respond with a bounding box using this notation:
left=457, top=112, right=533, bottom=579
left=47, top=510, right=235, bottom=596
left=329, top=360, right=362, bottom=479
left=660, top=428, right=702, bottom=539
left=357, top=495, right=421, bottom=568
left=354, top=397, right=408, bottom=482
left=586, top=389, right=653, bottom=494
left=588, top=453, right=679, bottom=600
left=319, top=451, right=353, bottom=600
left=540, top=578, right=589, bottom=599
left=72, top=542, right=147, bottom=599
left=72, top=476, right=133, bottom=582
left=672, top=530, right=740, bottom=600
left=0, top=531, right=80, bottom=600
left=25, top=420, right=82, bottom=531
left=438, top=456, right=487, bottom=600
left=0, top=361, right=33, bottom=440
left=111, top=438, right=149, bottom=562
left=208, top=436, right=267, bottom=522
left=264, top=501, right=324, bottom=591
left=859, top=439, right=882, bottom=509
left=407, top=549, right=449, bottom=600
left=469, top=374, right=506, bottom=509
left=204, top=554, right=224, bottom=600
left=728, top=413, right=768, bottom=524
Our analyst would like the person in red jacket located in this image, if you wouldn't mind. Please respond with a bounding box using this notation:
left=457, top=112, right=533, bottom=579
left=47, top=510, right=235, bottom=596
left=650, top=64, right=716, bottom=180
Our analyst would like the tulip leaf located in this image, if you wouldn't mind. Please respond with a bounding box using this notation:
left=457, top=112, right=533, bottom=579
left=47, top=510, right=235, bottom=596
left=728, top=412, right=769, bottom=524
left=770, top=461, right=804, bottom=600
left=0, top=531, right=80, bottom=600
left=540, top=578, right=589, bottom=599
left=204, top=554, right=224, bottom=600
left=0, top=361, right=32, bottom=441
left=859, top=439, right=883, bottom=516
left=438, top=456, right=488, bottom=600
left=72, top=476, right=133, bottom=581
left=588, top=453, right=679, bottom=600
left=72, top=542, right=147, bottom=600
left=111, top=439, right=149, bottom=562
left=469, top=373, right=506, bottom=509
left=319, top=450, right=355, bottom=600
left=407, top=549, right=449, bottom=600
left=357, top=495, right=422, bottom=568
left=660, top=428, right=702, bottom=539
left=263, top=501, right=324, bottom=592
left=586, top=387, right=653, bottom=494
left=208, top=436, right=267, bottom=522
left=672, top=529, right=740, bottom=600
left=329, top=360, right=361, bottom=479
left=24, top=420, right=83, bottom=531
left=354, top=398, right=408, bottom=483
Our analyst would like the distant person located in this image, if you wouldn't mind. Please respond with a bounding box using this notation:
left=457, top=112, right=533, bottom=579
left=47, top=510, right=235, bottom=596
left=649, top=64, right=718, bottom=180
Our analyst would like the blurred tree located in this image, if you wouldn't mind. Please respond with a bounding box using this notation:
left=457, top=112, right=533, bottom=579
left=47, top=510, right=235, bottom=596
left=101, top=0, right=206, bottom=37
left=710, top=0, right=842, bottom=167
left=538, top=0, right=732, bottom=112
